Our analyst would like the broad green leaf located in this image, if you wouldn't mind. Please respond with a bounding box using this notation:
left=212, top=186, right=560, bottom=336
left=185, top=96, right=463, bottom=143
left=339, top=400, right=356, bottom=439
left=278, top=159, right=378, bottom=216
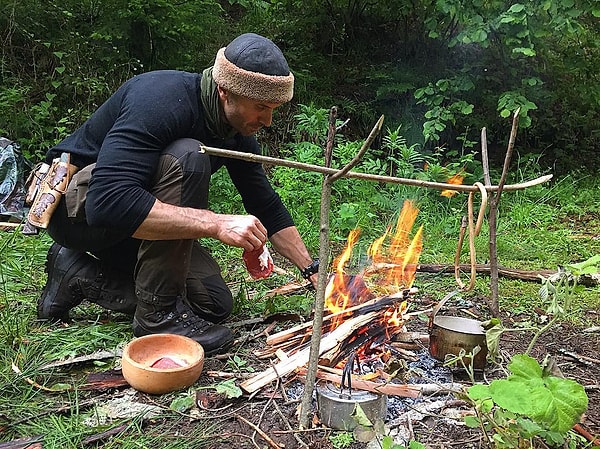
left=381, top=435, right=394, bottom=449
left=516, top=417, right=543, bottom=438
left=215, top=378, right=242, bottom=398
left=351, top=403, right=374, bottom=427
left=490, top=355, right=588, bottom=434
left=464, top=416, right=480, bottom=428
left=540, top=376, right=588, bottom=433
left=508, top=4, right=525, bottom=13
left=468, top=383, right=491, bottom=400
left=467, top=385, right=495, bottom=412
left=169, top=394, right=194, bottom=412
left=507, top=354, right=543, bottom=380
left=489, top=378, right=541, bottom=415
left=566, top=255, right=600, bottom=275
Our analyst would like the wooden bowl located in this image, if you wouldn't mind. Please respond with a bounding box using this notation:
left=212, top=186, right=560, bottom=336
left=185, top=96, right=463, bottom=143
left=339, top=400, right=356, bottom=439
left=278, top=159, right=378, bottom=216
left=121, top=334, right=204, bottom=394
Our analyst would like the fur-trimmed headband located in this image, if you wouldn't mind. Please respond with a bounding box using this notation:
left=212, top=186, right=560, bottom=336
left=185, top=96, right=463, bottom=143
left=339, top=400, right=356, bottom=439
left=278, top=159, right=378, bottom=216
left=212, top=33, right=294, bottom=104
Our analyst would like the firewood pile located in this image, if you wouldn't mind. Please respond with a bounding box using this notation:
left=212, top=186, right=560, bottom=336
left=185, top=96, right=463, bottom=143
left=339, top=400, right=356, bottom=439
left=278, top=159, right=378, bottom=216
left=240, top=201, right=455, bottom=397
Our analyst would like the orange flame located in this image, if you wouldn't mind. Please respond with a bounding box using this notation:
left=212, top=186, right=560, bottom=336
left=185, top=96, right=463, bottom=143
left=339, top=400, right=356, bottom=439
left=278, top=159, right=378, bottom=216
left=324, top=228, right=362, bottom=316
left=324, top=200, right=423, bottom=313
left=320, top=200, right=424, bottom=367
left=441, top=171, right=465, bottom=198
left=367, top=201, right=423, bottom=294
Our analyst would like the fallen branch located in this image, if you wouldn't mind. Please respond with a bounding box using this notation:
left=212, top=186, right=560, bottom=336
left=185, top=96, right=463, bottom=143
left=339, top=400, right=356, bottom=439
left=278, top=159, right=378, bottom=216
left=559, top=349, right=600, bottom=365
left=297, top=367, right=462, bottom=398
left=418, top=263, right=600, bottom=286
left=235, top=414, right=282, bottom=449
left=418, top=263, right=555, bottom=282
left=81, top=424, right=129, bottom=446
left=573, top=423, right=600, bottom=446
left=0, top=436, right=43, bottom=449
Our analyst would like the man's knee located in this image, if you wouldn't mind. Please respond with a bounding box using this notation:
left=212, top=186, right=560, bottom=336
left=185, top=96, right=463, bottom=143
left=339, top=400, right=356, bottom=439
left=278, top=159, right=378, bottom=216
left=153, top=139, right=211, bottom=208
left=187, top=274, right=233, bottom=323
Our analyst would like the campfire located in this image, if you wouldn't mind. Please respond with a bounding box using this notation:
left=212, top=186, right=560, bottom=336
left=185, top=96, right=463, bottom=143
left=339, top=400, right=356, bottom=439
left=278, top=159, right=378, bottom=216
left=241, top=200, right=431, bottom=396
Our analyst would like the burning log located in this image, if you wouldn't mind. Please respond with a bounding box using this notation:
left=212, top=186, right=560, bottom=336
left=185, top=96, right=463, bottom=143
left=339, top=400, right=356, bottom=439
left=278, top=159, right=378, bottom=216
left=241, top=311, right=382, bottom=393
left=243, top=292, right=429, bottom=393
left=257, top=295, right=421, bottom=363
left=266, top=290, right=414, bottom=348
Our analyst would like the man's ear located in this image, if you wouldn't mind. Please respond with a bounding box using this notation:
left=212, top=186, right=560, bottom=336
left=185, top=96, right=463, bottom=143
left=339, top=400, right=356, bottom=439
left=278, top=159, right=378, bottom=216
left=217, top=85, right=228, bottom=102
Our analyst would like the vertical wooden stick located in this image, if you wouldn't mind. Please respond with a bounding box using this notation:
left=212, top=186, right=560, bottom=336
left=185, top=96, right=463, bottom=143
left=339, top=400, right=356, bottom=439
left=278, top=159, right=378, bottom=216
left=298, top=106, right=338, bottom=429
left=486, top=109, right=520, bottom=316
left=298, top=112, right=384, bottom=429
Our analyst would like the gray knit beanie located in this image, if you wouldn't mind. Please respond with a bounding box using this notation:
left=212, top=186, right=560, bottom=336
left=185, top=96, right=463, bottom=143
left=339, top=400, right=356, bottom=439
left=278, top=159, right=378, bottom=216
left=212, top=33, right=294, bottom=104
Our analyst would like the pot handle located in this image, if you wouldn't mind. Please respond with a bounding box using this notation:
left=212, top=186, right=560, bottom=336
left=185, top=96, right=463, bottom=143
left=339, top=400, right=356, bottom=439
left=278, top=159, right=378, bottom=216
left=428, top=290, right=460, bottom=330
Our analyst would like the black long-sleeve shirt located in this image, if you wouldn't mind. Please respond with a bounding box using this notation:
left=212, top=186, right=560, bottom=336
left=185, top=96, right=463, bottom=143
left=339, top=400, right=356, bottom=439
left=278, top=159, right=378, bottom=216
left=47, top=70, right=293, bottom=237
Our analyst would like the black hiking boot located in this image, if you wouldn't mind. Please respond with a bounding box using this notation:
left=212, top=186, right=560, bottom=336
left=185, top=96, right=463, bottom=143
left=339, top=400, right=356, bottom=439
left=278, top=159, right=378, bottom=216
left=37, top=243, right=97, bottom=322
left=72, top=269, right=137, bottom=316
left=132, top=294, right=234, bottom=356
left=38, top=243, right=138, bottom=322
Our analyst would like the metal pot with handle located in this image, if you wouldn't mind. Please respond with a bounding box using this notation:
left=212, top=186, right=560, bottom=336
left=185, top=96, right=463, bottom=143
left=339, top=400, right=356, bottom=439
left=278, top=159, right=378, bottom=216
left=428, top=291, right=488, bottom=370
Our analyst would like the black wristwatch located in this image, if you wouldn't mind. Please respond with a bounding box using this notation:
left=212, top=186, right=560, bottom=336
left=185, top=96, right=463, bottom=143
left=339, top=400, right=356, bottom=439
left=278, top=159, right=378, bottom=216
left=300, top=259, right=319, bottom=279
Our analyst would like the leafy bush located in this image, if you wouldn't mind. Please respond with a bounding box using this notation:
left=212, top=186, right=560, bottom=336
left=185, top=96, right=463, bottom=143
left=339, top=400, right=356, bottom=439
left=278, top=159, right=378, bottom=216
left=465, top=354, right=588, bottom=448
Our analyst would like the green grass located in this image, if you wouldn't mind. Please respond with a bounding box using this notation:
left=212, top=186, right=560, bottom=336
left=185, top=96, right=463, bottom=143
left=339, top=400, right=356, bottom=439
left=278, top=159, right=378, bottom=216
left=1, top=171, right=599, bottom=447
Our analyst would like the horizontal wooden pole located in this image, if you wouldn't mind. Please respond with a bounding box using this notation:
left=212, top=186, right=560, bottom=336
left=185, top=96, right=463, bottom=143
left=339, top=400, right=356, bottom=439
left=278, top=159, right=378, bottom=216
left=199, top=144, right=552, bottom=193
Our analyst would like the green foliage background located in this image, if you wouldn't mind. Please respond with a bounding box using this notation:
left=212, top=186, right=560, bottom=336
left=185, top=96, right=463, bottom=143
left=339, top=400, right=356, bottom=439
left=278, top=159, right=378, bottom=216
left=1, top=0, right=599, bottom=174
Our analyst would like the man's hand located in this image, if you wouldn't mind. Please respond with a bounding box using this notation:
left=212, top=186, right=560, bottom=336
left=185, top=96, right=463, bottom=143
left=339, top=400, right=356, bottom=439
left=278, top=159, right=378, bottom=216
left=214, top=214, right=267, bottom=250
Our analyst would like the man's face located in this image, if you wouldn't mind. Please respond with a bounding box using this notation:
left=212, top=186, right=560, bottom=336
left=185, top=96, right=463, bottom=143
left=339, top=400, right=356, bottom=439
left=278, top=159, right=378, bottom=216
left=218, top=86, right=282, bottom=136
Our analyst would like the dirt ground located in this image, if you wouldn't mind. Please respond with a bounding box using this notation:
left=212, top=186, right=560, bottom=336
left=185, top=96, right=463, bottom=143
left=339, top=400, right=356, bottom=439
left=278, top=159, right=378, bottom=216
left=161, top=296, right=600, bottom=449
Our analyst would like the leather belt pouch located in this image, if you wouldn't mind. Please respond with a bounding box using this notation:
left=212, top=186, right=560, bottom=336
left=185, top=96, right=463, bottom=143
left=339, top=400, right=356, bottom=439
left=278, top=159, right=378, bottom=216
left=65, top=163, right=95, bottom=222
left=27, top=152, right=78, bottom=229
